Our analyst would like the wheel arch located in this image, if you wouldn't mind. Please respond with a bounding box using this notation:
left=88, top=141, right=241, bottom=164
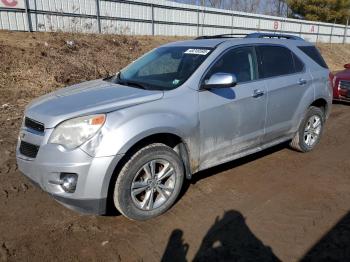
left=310, top=98, right=329, bottom=116
left=104, top=132, right=192, bottom=214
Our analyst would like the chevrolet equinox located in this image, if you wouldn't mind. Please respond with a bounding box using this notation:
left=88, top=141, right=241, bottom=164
left=16, top=33, right=332, bottom=220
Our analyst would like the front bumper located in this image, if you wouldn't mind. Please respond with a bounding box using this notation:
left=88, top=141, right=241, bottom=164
left=16, top=135, right=122, bottom=214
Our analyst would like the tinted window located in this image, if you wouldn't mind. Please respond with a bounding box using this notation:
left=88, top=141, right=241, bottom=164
left=298, top=46, right=328, bottom=69
left=206, top=47, right=258, bottom=83
left=293, top=53, right=304, bottom=73
left=257, top=46, right=295, bottom=78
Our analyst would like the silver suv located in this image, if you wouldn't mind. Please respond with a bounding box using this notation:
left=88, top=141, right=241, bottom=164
left=16, top=33, right=332, bottom=220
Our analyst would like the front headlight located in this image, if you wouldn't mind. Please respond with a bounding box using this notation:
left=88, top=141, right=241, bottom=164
left=49, top=114, right=106, bottom=150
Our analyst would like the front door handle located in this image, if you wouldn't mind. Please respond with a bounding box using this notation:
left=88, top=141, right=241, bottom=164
left=252, top=89, right=265, bottom=98
left=298, top=78, right=307, bottom=85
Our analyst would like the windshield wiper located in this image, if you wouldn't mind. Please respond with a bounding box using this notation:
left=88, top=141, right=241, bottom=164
left=114, top=72, right=148, bottom=90
left=120, top=80, right=147, bottom=90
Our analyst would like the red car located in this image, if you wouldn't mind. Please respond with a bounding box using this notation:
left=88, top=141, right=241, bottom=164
left=330, top=63, right=350, bottom=102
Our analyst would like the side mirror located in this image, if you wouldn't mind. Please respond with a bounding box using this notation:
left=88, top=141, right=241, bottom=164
left=344, top=63, right=350, bottom=69
left=202, top=73, right=237, bottom=89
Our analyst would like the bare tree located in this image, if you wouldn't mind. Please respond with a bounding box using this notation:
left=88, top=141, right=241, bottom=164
left=206, top=0, right=262, bottom=13
left=172, top=0, right=265, bottom=15
left=263, top=0, right=288, bottom=16
left=218, top=0, right=261, bottom=13
left=207, top=0, right=224, bottom=8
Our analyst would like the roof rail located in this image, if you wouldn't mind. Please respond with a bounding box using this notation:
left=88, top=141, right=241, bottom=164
left=195, top=32, right=304, bottom=41
left=245, top=33, right=304, bottom=40
left=195, top=34, right=247, bottom=40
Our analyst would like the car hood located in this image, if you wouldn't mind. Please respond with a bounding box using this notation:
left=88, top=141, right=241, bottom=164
left=25, top=79, right=164, bottom=128
left=335, top=69, right=350, bottom=80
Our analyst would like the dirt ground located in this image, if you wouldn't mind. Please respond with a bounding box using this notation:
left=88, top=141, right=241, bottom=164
left=1, top=31, right=350, bottom=261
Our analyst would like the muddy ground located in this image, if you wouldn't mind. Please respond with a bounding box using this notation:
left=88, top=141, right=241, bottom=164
left=0, top=31, right=350, bottom=261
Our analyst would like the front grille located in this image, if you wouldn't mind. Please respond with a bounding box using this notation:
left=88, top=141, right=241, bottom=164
left=25, top=117, right=45, bottom=133
left=339, top=80, right=350, bottom=90
left=19, top=141, right=40, bottom=158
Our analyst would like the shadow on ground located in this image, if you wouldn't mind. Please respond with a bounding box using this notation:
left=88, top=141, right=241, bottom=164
left=301, top=211, right=350, bottom=261
left=175, top=142, right=288, bottom=207
left=190, top=142, right=288, bottom=185
left=161, top=210, right=350, bottom=262
left=161, top=210, right=281, bottom=262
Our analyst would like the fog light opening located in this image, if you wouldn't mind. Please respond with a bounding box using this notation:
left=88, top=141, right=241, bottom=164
left=60, top=173, right=78, bottom=193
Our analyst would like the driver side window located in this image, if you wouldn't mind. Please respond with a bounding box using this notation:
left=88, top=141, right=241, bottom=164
left=206, top=46, right=258, bottom=84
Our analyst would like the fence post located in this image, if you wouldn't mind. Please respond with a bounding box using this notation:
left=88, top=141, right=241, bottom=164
left=197, top=8, right=200, bottom=36
left=343, top=18, right=349, bottom=44
left=231, top=13, right=234, bottom=34
left=330, top=21, right=335, bottom=44
left=95, top=0, right=101, bottom=33
left=201, top=5, right=204, bottom=36
left=257, top=17, right=261, bottom=32
left=280, top=19, right=283, bottom=32
left=151, top=4, right=154, bottom=36
left=299, top=22, right=302, bottom=37
left=24, top=0, right=32, bottom=32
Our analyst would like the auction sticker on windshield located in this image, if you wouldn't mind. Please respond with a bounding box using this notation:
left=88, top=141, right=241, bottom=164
left=184, top=49, right=211, bottom=55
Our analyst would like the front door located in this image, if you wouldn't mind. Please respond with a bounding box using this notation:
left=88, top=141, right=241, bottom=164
left=198, top=46, right=267, bottom=170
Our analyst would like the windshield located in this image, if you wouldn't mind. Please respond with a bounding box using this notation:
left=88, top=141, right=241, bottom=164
left=106, top=46, right=213, bottom=90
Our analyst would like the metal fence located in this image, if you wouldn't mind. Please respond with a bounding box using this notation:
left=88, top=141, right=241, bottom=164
left=0, top=0, right=349, bottom=43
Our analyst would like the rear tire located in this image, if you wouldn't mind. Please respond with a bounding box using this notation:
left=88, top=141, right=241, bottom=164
left=290, top=106, right=325, bottom=152
left=113, top=143, right=184, bottom=221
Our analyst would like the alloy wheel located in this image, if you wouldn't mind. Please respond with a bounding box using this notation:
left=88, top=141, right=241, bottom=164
left=304, top=115, right=322, bottom=147
left=131, top=159, right=176, bottom=211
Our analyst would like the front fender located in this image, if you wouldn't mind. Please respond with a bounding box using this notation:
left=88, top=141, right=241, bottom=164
left=91, top=111, right=198, bottom=158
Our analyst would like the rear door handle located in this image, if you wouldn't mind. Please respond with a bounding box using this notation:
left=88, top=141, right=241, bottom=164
left=298, top=78, right=307, bottom=85
left=252, top=89, right=265, bottom=98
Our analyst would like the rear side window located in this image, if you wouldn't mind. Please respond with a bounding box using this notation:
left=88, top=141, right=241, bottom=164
left=298, top=46, right=328, bottom=69
left=257, top=46, right=296, bottom=78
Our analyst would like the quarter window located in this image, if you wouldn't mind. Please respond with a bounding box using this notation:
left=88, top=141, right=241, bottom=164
left=298, top=46, right=328, bottom=69
left=206, top=46, right=258, bottom=84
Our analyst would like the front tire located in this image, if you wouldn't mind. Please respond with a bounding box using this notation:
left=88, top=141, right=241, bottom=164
left=290, top=106, right=325, bottom=152
left=113, top=143, right=184, bottom=221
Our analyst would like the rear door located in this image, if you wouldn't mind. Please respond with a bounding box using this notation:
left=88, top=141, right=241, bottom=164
left=256, top=45, right=311, bottom=143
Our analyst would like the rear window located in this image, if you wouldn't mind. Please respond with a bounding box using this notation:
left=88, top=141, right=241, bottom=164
left=298, top=46, right=328, bottom=69
left=257, top=46, right=296, bottom=78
